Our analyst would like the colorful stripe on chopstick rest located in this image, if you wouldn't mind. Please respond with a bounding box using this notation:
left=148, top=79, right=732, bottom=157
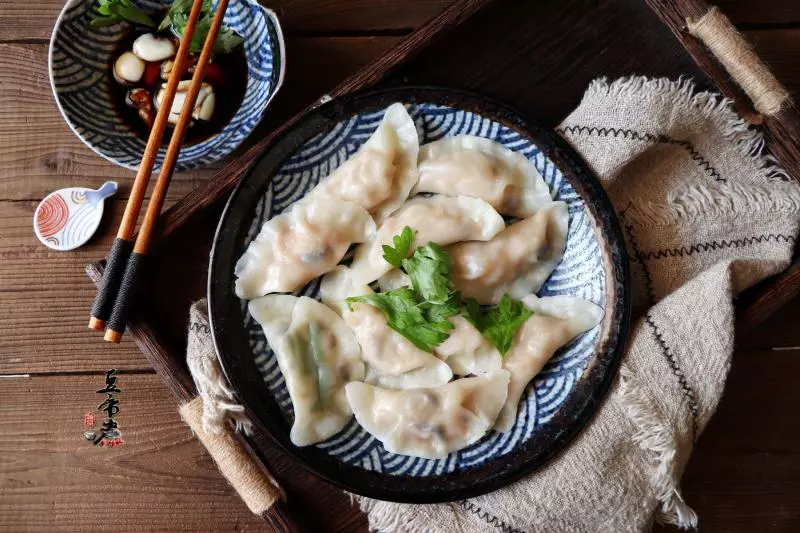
left=34, top=182, right=117, bottom=252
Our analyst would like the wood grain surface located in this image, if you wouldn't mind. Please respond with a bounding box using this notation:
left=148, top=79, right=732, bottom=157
left=0, top=374, right=366, bottom=532
left=0, top=0, right=794, bottom=39
left=0, top=1, right=799, bottom=532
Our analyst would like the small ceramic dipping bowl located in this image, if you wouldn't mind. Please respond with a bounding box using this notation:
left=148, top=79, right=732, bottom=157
left=49, top=0, right=285, bottom=171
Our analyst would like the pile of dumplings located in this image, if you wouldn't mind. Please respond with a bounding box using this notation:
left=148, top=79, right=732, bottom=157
left=235, top=103, right=604, bottom=459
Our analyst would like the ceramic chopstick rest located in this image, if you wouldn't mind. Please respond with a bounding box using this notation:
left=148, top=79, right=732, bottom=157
left=33, top=181, right=117, bottom=251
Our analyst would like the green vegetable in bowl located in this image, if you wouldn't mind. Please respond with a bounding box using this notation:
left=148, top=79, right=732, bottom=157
left=91, top=0, right=243, bottom=55
left=91, top=0, right=156, bottom=27
left=160, top=0, right=244, bottom=54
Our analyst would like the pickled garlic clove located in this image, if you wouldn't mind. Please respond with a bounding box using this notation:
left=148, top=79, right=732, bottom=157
left=154, top=81, right=215, bottom=125
left=113, top=52, right=145, bottom=85
left=132, top=33, right=176, bottom=62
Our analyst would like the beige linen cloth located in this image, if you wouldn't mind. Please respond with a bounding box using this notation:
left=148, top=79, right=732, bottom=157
left=186, top=76, right=800, bottom=532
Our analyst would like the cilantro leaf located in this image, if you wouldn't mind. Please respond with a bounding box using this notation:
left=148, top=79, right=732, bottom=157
left=92, top=0, right=156, bottom=28
left=346, top=288, right=451, bottom=352
left=464, top=294, right=533, bottom=355
left=212, top=26, right=244, bottom=55
left=349, top=230, right=462, bottom=351
left=402, top=242, right=455, bottom=305
left=160, top=0, right=243, bottom=54
left=423, top=291, right=461, bottom=324
left=463, top=296, right=482, bottom=326
left=382, top=226, right=415, bottom=268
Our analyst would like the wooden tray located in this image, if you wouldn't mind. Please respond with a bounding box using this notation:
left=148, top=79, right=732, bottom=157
left=86, top=0, right=800, bottom=527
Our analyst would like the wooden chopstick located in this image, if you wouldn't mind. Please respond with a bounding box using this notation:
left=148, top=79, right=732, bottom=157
left=104, top=0, right=232, bottom=343
left=89, top=0, right=207, bottom=332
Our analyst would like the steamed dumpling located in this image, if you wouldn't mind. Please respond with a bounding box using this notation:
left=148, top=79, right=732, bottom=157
left=249, top=295, right=365, bottom=446
left=320, top=268, right=452, bottom=388
left=363, top=363, right=452, bottom=390
left=495, top=294, right=603, bottom=432
left=347, top=302, right=453, bottom=389
left=319, top=265, right=371, bottom=316
left=413, top=135, right=553, bottom=217
left=234, top=200, right=376, bottom=298
left=449, top=201, right=569, bottom=304
left=344, top=289, right=453, bottom=389
left=435, top=315, right=501, bottom=376
left=349, top=195, right=505, bottom=285
left=345, top=369, right=510, bottom=458
left=308, top=103, right=419, bottom=224
left=376, top=269, right=410, bottom=293
left=378, top=201, right=568, bottom=299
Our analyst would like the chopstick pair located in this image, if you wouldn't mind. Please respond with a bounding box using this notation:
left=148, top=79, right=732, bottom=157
left=89, top=0, right=231, bottom=343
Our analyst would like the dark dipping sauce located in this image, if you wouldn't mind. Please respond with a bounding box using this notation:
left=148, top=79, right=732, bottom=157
left=109, top=25, right=248, bottom=146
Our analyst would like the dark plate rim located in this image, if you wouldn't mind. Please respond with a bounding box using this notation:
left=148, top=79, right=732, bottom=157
left=208, top=86, right=631, bottom=503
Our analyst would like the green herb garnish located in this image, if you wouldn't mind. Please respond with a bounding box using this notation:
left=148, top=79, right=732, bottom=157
left=346, top=230, right=461, bottom=351
left=91, top=0, right=156, bottom=28
left=346, top=288, right=452, bottom=353
left=160, top=0, right=243, bottom=54
left=402, top=242, right=455, bottom=305
left=381, top=226, right=415, bottom=268
left=348, top=228, right=533, bottom=355
left=464, top=294, right=533, bottom=355
left=424, top=291, right=461, bottom=324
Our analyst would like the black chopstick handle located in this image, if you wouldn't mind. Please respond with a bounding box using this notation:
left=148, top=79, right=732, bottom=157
left=89, top=237, right=133, bottom=330
left=105, top=251, right=146, bottom=342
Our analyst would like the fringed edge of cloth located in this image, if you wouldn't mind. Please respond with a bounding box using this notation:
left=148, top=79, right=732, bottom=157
left=625, top=181, right=800, bottom=227
left=619, top=365, right=698, bottom=529
left=577, top=76, right=800, bottom=227
left=353, top=495, right=427, bottom=533
left=580, top=76, right=789, bottom=180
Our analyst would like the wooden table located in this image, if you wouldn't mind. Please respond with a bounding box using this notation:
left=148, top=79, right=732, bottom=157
left=1, top=1, right=798, bottom=531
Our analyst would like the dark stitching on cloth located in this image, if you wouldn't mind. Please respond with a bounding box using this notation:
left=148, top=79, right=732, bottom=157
left=189, top=322, right=211, bottom=335
left=460, top=501, right=527, bottom=533
left=621, top=210, right=656, bottom=305
left=641, top=234, right=796, bottom=260
left=645, top=313, right=699, bottom=437
left=557, top=125, right=726, bottom=183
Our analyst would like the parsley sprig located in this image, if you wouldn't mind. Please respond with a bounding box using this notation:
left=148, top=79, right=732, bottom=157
left=347, top=288, right=454, bottom=353
left=159, top=0, right=243, bottom=54
left=91, top=0, right=156, bottom=27
left=381, top=226, right=414, bottom=268
left=346, top=226, right=532, bottom=355
left=346, top=227, right=459, bottom=352
left=465, top=295, right=533, bottom=355
left=91, top=1, right=243, bottom=54
left=402, top=243, right=455, bottom=305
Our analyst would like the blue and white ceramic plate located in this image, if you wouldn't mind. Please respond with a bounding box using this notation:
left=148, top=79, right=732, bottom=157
left=209, top=88, right=630, bottom=503
left=49, top=0, right=285, bottom=170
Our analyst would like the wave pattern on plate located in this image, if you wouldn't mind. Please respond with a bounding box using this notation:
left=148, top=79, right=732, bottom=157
left=50, top=0, right=280, bottom=170
left=241, top=103, right=606, bottom=476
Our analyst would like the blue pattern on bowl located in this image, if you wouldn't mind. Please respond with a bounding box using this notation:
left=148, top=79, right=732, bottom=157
left=242, top=103, right=606, bottom=476
left=49, top=0, right=285, bottom=170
